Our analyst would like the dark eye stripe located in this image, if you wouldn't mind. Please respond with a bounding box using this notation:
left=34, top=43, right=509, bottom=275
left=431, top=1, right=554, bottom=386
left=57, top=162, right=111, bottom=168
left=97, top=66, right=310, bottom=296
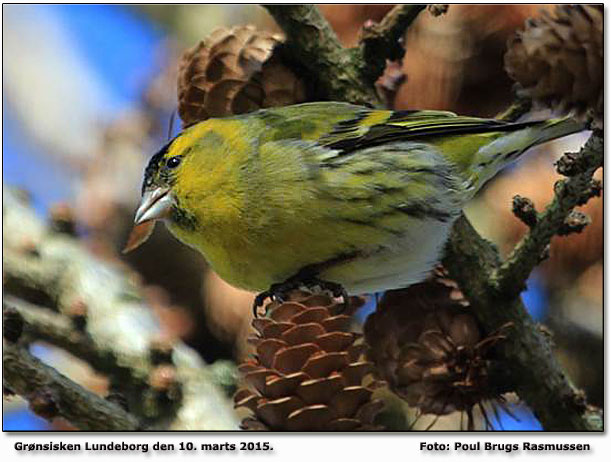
left=142, top=138, right=176, bottom=192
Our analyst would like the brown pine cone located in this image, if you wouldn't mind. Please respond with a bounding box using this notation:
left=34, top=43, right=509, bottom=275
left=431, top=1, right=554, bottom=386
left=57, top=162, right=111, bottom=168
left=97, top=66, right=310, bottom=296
left=364, top=272, right=510, bottom=430
left=177, top=25, right=307, bottom=127
left=505, top=5, right=602, bottom=121
left=234, top=291, right=384, bottom=431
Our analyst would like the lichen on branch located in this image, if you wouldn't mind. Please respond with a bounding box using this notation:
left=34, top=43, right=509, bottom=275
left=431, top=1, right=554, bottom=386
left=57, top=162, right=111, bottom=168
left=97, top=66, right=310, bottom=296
left=2, top=187, right=239, bottom=431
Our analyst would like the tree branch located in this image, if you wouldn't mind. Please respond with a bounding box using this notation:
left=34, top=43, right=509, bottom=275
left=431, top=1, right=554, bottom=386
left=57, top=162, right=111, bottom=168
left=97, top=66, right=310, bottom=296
left=441, top=93, right=602, bottom=430
left=3, top=296, right=148, bottom=391
left=264, top=4, right=378, bottom=105
left=493, top=132, right=603, bottom=296
left=3, top=342, right=140, bottom=430
left=264, top=4, right=429, bottom=106
left=2, top=187, right=239, bottom=430
left=444, top=216, right=602, bottom=431
left=358, top=5, right=426, bottom=85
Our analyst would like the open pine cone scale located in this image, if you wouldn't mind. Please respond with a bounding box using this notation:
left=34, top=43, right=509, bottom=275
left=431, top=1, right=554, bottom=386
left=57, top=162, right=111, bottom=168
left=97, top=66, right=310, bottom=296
left=234, top=291, right=384, bottom=431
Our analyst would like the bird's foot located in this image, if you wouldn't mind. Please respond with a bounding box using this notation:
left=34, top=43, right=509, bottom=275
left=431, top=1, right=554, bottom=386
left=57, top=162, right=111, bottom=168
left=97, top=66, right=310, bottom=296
left=252, top=281, right=297, bottom=318
left=252, top=275, right=349, bottom=318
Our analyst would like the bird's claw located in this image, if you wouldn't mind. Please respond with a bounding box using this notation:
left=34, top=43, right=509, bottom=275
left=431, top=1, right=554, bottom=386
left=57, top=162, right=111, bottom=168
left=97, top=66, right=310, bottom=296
left=252, top=292, right=270, bottom=318
left=317, top=280, right=350, bottom=314
left=252, top=284, right=289, bottom=318
left=252, top=276, right=349, bottom=318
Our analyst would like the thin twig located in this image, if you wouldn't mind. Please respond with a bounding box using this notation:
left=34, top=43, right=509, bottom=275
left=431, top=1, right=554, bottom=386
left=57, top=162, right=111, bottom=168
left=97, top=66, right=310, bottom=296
left=492, top=132, right=603, bottom=297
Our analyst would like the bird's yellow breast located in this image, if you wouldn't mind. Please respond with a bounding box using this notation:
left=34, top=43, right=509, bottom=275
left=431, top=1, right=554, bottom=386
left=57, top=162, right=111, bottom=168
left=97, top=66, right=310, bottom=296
left=165, top=119, right=391, bottom=291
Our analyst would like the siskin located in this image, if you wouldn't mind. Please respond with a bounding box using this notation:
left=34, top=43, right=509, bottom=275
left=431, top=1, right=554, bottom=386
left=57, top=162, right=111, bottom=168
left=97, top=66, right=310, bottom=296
left=126, top=102, right=583, bottom=305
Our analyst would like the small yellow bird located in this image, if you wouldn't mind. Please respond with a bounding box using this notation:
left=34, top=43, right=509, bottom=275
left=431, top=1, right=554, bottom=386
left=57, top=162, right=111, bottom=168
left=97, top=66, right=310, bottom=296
left=126, top=102, right=583, bottom=308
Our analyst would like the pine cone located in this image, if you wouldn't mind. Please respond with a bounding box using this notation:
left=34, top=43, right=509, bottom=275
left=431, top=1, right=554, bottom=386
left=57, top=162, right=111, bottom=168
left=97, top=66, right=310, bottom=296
left=177, top=25, right=307, bottom=127
left=505, top=5, right=602, bottom=121
left=234, top=291, right=384, bottom=431
left=364, top=271, right=510, bottom=429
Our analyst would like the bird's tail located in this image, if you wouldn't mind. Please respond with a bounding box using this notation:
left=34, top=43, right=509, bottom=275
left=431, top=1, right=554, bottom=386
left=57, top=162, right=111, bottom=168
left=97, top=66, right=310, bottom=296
left=529, top=117, right=586, bottom=147
left=470, top=117, right=586, bottom=192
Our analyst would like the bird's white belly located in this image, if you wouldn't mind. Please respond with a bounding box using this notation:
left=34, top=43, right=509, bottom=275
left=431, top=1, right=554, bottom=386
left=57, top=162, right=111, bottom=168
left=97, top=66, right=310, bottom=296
left=320, top=218, right=454, bottom=295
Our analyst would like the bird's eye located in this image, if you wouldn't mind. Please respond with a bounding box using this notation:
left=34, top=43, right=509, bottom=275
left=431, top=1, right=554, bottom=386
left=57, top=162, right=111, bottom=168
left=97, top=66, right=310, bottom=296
left=166, top=156, right=182, bottom=169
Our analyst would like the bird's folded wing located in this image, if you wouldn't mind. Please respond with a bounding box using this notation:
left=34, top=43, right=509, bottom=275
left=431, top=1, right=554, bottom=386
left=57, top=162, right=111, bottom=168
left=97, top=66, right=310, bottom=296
left=258, top=102, right=523, bottom=157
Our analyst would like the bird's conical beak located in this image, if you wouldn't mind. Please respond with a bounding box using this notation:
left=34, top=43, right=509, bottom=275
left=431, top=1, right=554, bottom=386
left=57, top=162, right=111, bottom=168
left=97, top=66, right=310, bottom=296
left=134, top=187, right=172, bottom=225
